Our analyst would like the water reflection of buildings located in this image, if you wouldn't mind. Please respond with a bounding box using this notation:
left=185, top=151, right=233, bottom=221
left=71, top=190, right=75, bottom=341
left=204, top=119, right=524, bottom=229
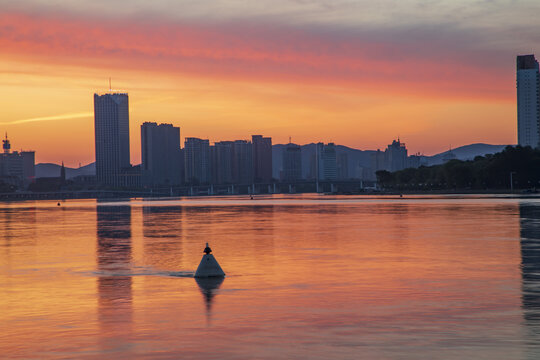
left=96, top=205, right=133, bottom=344
left=0, top=207, right=37, bottom=248
left=0, top=207, right=37, bottom=267
left=142, top=206, right=183, bottom=270
left=519, top=203, right=540, bottom=337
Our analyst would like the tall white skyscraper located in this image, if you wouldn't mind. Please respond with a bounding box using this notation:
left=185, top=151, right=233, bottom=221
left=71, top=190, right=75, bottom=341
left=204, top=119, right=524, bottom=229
left=517, top=54, right=540, bottom=148
left=94, top=92, right=130, bottom=187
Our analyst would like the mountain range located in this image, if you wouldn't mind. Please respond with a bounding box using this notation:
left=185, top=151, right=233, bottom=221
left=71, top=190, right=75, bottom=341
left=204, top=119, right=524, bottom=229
left=35, top=162, right=95, bottom=179
left=35, top=143, right=511, bottom=179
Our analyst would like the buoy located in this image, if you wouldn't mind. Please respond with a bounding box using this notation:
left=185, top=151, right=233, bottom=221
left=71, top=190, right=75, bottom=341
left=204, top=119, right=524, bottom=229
left=57, top=202, right=61, bottom=206
left=194, top=243, right=225, bottom=278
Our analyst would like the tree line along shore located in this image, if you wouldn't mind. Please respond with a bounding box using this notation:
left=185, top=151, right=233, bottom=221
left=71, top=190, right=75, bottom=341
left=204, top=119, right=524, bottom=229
left=376, top=146, right=540, bottom=192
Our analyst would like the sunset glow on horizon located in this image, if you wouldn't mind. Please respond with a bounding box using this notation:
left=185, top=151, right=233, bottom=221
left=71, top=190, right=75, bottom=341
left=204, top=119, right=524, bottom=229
left=1, top=0, right=538, bottom=166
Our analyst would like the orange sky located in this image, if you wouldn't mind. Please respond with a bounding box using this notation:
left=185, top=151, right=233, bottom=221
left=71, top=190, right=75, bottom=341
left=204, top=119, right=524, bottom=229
left=0, top=2, right=536, bottom=166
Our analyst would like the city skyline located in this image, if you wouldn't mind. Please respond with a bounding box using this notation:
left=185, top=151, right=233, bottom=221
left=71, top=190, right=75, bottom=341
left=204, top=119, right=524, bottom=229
left=2, top=1, right=539, bottom=166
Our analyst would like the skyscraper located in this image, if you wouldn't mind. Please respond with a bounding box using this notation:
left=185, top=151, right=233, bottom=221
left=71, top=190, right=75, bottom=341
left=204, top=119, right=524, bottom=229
left=337, top=153, right=349, bottom=180
left=94, top=93, right=130, bottom=187
left=210, top=140, right=253, bottom=185
left=385, top=139, right=407, bottom=172
left=184, top=137, right=210, bottom=184
left=517, top=54, right=540, bottom=148
left=252, top=135, right=272, bottom=183
left=371, top=149, right=386, bottom=178
left=282, top=143, right=302, bottom=181
left=316, top=142, right=337, bottom=181
left=211, top=141, right=234, bottom=184
left=141, top=122, right=182, bottom=186
left=232, top=140, right=253, bottom=184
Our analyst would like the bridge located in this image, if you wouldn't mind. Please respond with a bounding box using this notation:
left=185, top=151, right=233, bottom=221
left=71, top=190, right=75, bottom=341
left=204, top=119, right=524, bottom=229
left=0, top=180, right=375, bottom=201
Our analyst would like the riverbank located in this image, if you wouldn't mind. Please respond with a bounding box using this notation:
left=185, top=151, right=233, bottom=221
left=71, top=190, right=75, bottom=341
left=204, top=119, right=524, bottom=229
left=1, top=188, right=539, bottom=202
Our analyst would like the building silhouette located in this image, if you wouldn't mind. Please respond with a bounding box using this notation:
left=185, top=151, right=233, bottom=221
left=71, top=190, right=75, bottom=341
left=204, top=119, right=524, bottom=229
left=371, top=149, right=386, bottom=176
left=141, top=122, right=182, bottom=186
left=232, top=140, right=253, bottom=184
left=252, top=135, right=272, bottom=183
left=0, top=134, right=35, bottom=187
left=407, top=153, right=426, bottom=169
left=184, top=137, right=210, bottom=184
left=316, top=142, right=337, bottom=181
left=517, top=54, right=540, bottom=148
left=94, top=93, right=131, bottom=187
left=337, top=153, right=349, bottom=180
left=210, top=141, right=234, bottom=185
left=282, top=142, right=302, bottom=181
left=210, top=140, right=254, bottom=185
left=369, top=139, right=410, bottom=179
left=385, top=139, right=408, bottom=172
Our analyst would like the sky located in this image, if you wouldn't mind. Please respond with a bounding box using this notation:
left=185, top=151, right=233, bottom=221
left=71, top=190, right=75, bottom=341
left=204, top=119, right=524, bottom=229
left=1, top=0, right=539, bottom=166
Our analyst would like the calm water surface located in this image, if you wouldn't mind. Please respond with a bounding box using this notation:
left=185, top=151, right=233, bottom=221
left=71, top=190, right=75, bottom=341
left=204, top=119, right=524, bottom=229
left=1, top=194, right=540, bottom=359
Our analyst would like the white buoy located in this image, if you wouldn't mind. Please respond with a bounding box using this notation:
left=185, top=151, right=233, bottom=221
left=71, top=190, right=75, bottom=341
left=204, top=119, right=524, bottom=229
left=194, top=243, right=225, bottom=278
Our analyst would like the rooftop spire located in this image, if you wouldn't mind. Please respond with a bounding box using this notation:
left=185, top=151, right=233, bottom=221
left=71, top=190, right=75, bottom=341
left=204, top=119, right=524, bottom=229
left=2, top=133, right=10, bottom=154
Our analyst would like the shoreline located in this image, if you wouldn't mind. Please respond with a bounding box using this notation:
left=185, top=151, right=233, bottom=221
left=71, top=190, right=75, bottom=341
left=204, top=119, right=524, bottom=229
left=0, top=189, right=538, bottom=202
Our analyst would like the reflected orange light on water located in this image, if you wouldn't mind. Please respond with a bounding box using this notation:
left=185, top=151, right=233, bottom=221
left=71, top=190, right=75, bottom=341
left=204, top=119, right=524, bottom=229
left=0, top=196, right=529, bottom=358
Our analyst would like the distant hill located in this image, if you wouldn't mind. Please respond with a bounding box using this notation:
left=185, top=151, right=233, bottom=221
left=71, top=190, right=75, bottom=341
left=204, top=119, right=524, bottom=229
left=425, top=143, right=510, bottom=166
left=35, top=162, right=95, bottom=179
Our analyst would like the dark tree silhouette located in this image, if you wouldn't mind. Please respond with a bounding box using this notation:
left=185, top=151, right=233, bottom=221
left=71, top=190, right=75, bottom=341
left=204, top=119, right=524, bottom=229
left=377, top=146, right=540, bottom=191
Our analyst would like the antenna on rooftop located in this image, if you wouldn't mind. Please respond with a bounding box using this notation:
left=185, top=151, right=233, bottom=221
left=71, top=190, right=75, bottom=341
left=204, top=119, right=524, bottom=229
left=109, top=77, right=112, bottom=91
left=289, top=136, right=292, bottom=144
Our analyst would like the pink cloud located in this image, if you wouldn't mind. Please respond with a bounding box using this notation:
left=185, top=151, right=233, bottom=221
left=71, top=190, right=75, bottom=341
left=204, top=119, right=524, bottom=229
left=0, top=11, right=515, bottom=100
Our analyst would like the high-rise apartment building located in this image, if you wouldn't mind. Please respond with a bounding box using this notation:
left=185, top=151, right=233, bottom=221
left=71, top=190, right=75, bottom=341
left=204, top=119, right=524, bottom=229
left=517, top=54, right=540, bottom=148
left=337, top=153, right=349, bottom=180
left=0, top=134, right=35, bottom=187
left=184, top=137, right=210, bottom=184
left=94, top=93, right=130, bottom=187
left=371, top=149, right=386, bottom=175
left=211, top=141, right=234, bottom=184
left=210, top=140, right=253, bottom=185
left=316, top=142, right=337, bottom=181
left=282, top=143, right=302, bottom=181
left=385, top=139, right=407, bottom=172
left=252, top=135, right=272, bottom=183
left=232, top=140, right=253, bottom=184
left=141, top=122, right=182, bottom=186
